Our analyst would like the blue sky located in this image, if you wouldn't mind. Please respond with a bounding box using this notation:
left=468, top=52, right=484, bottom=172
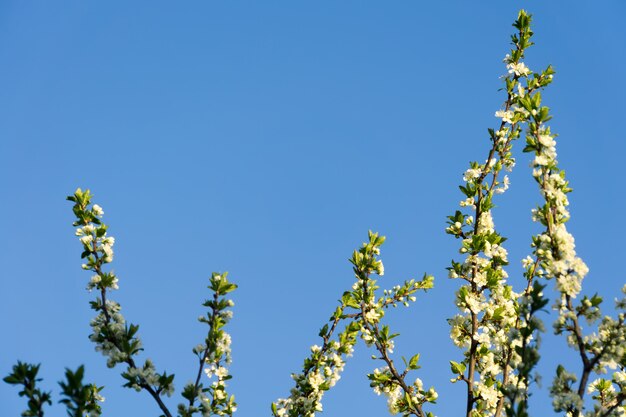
left=1, top=1, right=625, bottom=416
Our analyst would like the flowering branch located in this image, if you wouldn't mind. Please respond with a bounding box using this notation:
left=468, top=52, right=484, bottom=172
left=272, top=231, right=435, bottom=417
left=517, top=19, right=626, bottom=416
left=271, top=286, right=360, bottom=417
left=67, top=188, right=175, bottom=417
left=179, top=272, right=237, bottom=417
left=354, top=232, right=436, bottom=417
left=446, top=10, right=550, bottom=417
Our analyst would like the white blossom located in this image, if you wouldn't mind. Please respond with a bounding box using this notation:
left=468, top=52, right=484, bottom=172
left=495, top=110, right=514, bottom=124
left=507, top=61, right=531, bottom=76
left=92, top=204, right=104, bottom=216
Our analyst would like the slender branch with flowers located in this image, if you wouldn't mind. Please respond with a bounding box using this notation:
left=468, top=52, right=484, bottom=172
left=68, top=188, right=176, bottom=417
left=521, top=48, right=626, bottom=417
left=272, top=231, right=435, bottom=417
left=179, top=272, right=237, bottom=417
left=446, top=11, right=547, bottom=417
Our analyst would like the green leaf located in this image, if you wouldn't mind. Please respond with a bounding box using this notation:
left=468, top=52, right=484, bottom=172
left=450, top=360, right=466, bottom=375
left=408, top=354, right=420, bottom=370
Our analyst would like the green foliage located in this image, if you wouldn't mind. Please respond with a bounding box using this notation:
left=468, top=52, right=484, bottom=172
left=58, top=365, right=104, bottom=417
left=4, top=362, right=52, bottom=417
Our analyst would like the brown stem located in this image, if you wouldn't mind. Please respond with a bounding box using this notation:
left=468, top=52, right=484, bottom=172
left=360, top=275, right=425, bottom=417
left=565, top=296, right=591, bottom=401
left=189, top=290, right=220, bottom=409
left=93, top=259, right=174, bottom=417
left=466, top=93, right=517, bottom=417
left=304, top=301, right=348, bottom=375
left=494, top=259, right=541, bottom=417
left=466, top=312, right=478, bottom=417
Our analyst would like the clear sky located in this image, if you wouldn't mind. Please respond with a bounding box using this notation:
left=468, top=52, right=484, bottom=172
left=2, top=1, right=625, bottom=416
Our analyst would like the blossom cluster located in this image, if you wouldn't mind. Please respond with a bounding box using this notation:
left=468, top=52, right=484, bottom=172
left=525, top=121, right=588, bottom=299
left=272, top=298, right=360, bottom=417
left=272, top=336, right=356, bottom=417
left=586, top=350, right=626, bottom=417
left=369, top=366, right=437, bottom=416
